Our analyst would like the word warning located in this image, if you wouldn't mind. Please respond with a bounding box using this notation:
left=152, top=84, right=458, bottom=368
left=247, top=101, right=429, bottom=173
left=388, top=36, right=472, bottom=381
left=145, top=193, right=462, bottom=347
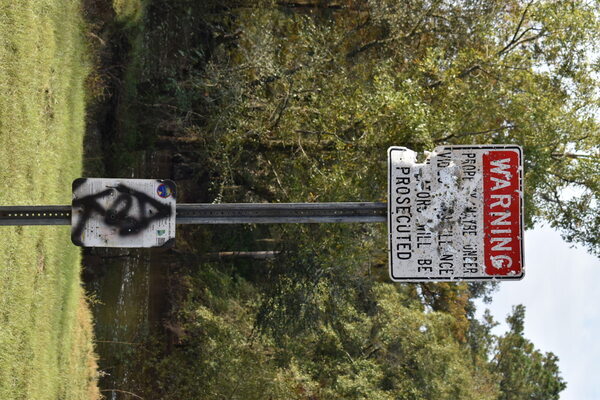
left=388, top=145, right=524, bottom=281
left=71, top=178, right=176, bottom=248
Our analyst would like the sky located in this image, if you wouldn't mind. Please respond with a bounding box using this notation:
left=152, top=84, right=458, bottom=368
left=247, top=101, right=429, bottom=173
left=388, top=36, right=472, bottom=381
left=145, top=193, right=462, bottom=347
left=476, top=226, right=600, bottom=400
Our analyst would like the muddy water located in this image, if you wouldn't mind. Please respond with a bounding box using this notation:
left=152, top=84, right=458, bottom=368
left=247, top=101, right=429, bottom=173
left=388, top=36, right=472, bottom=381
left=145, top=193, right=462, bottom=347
left=83, top=150, right=172, bottom=399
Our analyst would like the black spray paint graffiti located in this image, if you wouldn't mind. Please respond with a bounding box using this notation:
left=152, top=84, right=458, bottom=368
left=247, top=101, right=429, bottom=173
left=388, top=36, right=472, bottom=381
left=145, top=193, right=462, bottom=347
left=71, top=180, right=175, bottom=246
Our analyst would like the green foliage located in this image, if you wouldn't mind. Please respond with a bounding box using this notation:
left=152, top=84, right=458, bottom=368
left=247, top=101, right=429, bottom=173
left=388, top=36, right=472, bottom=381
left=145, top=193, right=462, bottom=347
left=149, top=269, right=565, bottom=400
left=256, top=223, right=379, bottom=338
left=494, top=305, right=566, bottom=400
left=126, top=264, right=317, bottom=400
left=134, top=265, right=509, bottom=400
left=173, top=0, right=599, bottom=254
left=98, top=0, right=584, bottom=398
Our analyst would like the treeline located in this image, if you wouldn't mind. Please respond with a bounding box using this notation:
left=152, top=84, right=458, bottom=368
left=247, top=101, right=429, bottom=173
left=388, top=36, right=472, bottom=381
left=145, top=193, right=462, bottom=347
left=90, top=0, right=600, bottom=398
left=131, top=0, right=599, bottom=254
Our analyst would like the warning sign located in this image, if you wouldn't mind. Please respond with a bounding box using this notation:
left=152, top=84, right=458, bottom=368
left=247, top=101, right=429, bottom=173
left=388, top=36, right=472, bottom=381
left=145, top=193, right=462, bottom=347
left=388, top=145, right=523, bottom=281
left=71, top=178, right=176, bottom=248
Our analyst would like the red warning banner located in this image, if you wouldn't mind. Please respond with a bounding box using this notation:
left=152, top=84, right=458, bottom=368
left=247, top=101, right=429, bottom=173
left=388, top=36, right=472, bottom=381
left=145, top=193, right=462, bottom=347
left=483, top=150, right=523, bottom=276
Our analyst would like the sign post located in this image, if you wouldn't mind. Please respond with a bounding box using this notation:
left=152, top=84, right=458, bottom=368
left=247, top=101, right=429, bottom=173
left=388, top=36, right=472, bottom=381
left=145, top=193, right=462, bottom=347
left=0, top=144, right=526, bottom=282
left=388, top=145, right=524, bottom=281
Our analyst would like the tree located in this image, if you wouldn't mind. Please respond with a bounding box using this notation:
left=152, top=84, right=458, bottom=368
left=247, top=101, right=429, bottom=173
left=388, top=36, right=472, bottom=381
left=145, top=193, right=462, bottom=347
left=105, top=2, right=579, bottom=398
left=183, top=0, right=600, bottom=254
left=493, top=305, right=566, bottom=400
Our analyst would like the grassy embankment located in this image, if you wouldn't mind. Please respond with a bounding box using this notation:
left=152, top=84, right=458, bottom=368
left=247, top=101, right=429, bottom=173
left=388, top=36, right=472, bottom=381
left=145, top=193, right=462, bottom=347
left=0, top=1, right=99, bottom=399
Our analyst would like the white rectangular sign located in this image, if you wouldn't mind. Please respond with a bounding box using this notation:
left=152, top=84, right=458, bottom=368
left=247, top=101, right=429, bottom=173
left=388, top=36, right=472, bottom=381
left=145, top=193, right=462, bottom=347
left=388, top=145, right=524, bottom=281
left=71, top=178, right=176, bottom=248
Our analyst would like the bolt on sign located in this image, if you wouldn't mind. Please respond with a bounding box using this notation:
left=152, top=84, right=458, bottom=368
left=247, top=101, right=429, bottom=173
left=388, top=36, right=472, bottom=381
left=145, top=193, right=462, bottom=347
left=387, top=145, right=524, bottom=281
left=71, top=178, right=176, bottom=248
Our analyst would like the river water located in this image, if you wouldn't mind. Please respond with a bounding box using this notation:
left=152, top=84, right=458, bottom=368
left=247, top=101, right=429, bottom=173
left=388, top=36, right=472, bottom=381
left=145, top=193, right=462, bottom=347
left=83, top=150, right=172, bottom=399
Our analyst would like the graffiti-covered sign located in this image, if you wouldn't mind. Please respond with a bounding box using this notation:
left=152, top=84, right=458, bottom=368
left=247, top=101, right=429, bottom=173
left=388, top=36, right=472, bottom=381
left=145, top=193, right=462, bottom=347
left=388, top=145, right=524, bottom=281
left=71, top=178, right=176, bottom=248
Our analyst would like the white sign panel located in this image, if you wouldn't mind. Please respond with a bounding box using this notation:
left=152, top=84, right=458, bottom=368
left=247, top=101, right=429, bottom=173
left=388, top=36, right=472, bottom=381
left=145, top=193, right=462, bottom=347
left=71, top=178, right=176, bottom=248
left=388, top=145, right=523, bottom=281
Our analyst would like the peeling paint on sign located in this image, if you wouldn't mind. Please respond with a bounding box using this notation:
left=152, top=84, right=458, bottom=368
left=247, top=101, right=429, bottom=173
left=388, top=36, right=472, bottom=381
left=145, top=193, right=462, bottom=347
left=388, top=145, right=524, bottom=281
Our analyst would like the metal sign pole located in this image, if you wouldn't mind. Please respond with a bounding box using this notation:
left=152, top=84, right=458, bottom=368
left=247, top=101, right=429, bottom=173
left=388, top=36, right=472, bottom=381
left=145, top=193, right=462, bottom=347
left=0, top=202, right=387, bottom=226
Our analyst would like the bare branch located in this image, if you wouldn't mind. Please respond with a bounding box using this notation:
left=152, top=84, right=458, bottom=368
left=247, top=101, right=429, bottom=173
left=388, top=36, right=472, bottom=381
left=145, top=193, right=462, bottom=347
left=347, top=0, right=442, bottom=58
left=346, top=35, right=397, bottom=58
left=551, top=152, right=600, bottom=160
left=426, top=64, right=484, bottom=89
left=434, top=126, right=514, bottom=143
left=497, top=0, right=534, bottom=56
left=101, top=389, right=144, bottom=400
left=265, top=158, right=290, bottom=199
left=499, top=30, right=547, bottom=57
left=249, top=65, right=304, bottom=88
left=268, top=82, right=293, bottom=131
left=545, top=170, right=589, bottom=187
left=296, top=129, right=352, bottom=144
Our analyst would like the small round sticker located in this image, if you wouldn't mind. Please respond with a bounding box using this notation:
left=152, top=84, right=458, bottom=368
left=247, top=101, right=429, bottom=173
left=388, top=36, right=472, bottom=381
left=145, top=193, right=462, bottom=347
left=157, top=183, right=172, bottom=198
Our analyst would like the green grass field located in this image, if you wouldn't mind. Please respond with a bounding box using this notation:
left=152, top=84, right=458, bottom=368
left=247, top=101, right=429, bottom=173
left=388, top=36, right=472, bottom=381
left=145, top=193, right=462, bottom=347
left=0, top=1, right=99, bottom=399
